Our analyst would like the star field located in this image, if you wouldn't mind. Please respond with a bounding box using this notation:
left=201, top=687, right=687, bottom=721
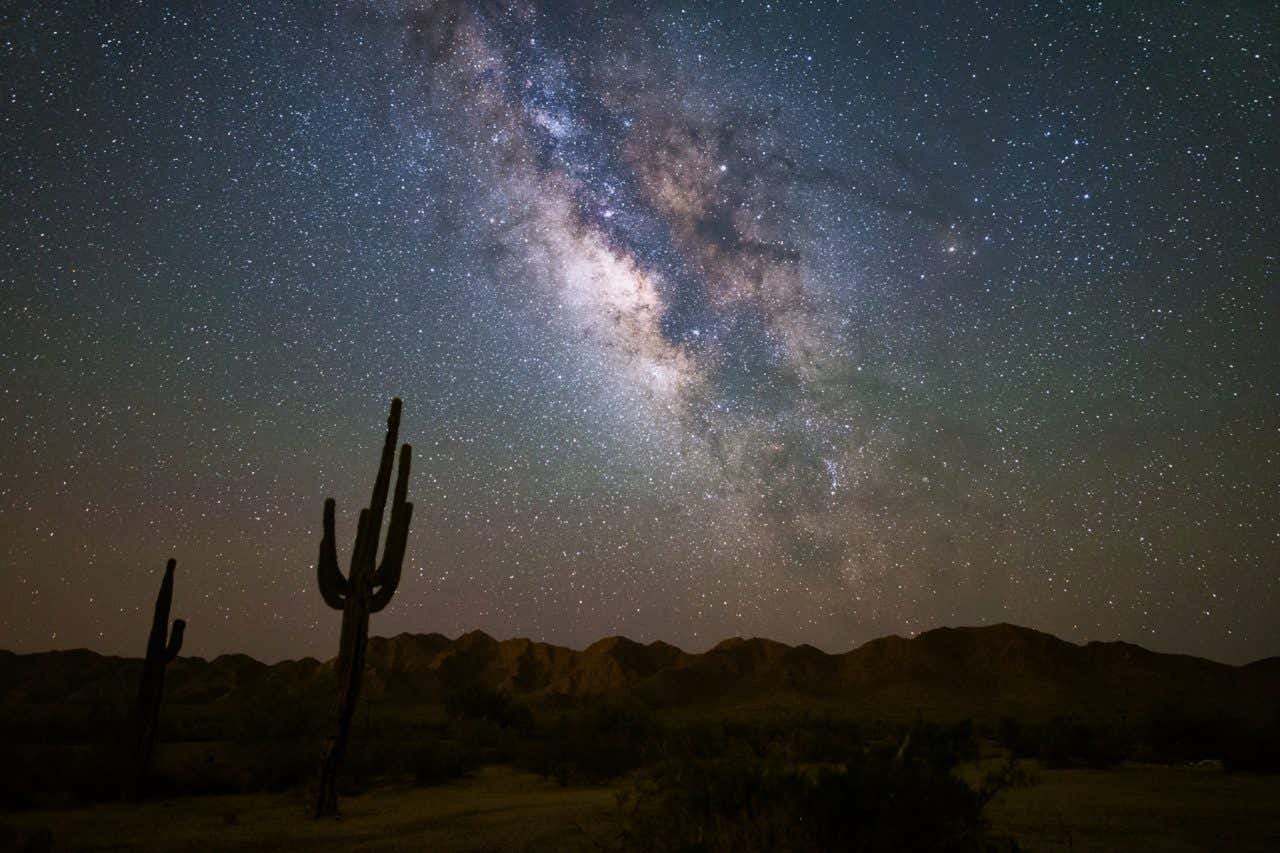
left=1, top=1, right=1276, bottom=663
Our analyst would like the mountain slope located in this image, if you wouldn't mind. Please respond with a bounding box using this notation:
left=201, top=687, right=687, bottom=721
left=1, top=625, right=1275, bottom=724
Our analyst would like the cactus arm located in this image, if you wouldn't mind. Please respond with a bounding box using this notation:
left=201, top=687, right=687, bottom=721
left=393, top=442, right=411, bottom=509
left=373, top=444, right=412, bottom=585
left=370, top=502, right=412, bottom=613
left=165, top=619, right=186, bottom=661
left=149, top=560, right=177, bottom=641
left=317, top=499, right=349, bottom=609
left=360, top=398, right=401, bottom=568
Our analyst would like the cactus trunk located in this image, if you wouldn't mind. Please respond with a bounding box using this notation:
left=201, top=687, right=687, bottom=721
left=314, top=598, right=369, bottom=816
left=132, top=558, right=185, bottom=800
left=314, top=398, right=413, bottom=818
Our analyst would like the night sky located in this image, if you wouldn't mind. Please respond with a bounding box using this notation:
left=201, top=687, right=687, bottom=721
left=2, top=1, right=1276, bottom=664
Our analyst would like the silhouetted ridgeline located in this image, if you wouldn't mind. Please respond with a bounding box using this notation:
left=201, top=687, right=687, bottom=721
left=2, top=624, right=1277, bottom=725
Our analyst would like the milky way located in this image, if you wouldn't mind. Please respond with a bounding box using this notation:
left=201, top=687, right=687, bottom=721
left=2, top=1, right=1276, bottom=662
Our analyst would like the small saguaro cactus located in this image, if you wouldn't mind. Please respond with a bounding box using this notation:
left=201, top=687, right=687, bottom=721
left=133, top=558, right=185, bottom=800
left=314, top=397, right=414, bottom=818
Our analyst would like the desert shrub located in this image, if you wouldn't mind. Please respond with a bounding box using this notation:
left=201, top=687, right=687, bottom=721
left=1045, top=718, right=1124, bottom=768
left=0, top=747, right=36, bottom=811
left=653, top=720, right=732, bottom=764
left=901, top=720, right=980, bottom=768
left=618, top=748, right=999, bottom=853
left=0, top=703, right=130, bottom=746
left=445, top=684, right=534, bottom=733
left=997, top=707, right=1280, bottom=771
left=234, top=739, right=315, bottom=792
left=447, top=715, right=524, bottom=764
left=141, top=740, right=315, bottom=797
left=0, top=823, right=53, bottom=852
left=410, top=738, right=478, bottom=785
left=997, top=716, right=1125, bottom=769
left=521, top=701, right=659, bottom=784
left=338, top=720, right=487, bottom=792
left=227, top=697, right=327, bottom=744
left=1136, top=705, right=1225, bottom=763
left=995, top=717, right=1025, bottom=754
left=657, top=717, right=830, bottom=766
left=1221, top=720, right=1280, bottom=774
left=0, top=743, right=131, bottom=807
left=782, top=715, right=865, bottom=764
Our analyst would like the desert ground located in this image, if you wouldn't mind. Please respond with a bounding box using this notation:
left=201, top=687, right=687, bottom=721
left=5, top=762, right=1279, bottom=853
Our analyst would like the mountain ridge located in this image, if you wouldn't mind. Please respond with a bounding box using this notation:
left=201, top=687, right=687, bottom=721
left=3, top=623, right=1277, bottom=724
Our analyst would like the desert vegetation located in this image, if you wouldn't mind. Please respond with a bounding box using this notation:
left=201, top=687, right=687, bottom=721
left=131, top=558, right=186, bottom=801
left=4, top=689, right=1280, bottom=850
left=313, top=397, right=414, bottom=817
left=5, top=681, right=1277, bottom=815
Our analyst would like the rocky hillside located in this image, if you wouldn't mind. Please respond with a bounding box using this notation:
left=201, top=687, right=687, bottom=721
left=1, top=624, right=1275, bottom=724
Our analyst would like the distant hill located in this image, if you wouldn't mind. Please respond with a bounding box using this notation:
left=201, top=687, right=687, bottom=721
left=2, top=624, right=1276, bottom=724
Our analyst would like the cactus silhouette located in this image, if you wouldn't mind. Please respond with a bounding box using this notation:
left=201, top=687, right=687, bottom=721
left=132, top=558, right=185, bottom=800
left=314, top=397, right=413, bottom=818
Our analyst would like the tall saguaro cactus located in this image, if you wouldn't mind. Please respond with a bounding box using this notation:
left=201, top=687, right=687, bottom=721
left=314, top=397, right=414, bottom=818
left=133, top=558, right=185, bottom=800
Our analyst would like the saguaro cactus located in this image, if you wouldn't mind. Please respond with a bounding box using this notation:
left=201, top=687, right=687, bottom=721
left=314, top=397, right=413, bottom=818
left=133, top=558, right=185, bottom=800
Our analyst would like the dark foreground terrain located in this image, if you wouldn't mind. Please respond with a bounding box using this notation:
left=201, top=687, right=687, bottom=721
left=4, top=763, right=1279, bottom=852
left=3, top=624, right=1278, bottom=850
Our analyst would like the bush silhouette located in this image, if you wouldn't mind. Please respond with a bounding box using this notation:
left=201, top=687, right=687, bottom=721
left=445, top=683, right=534, bottom=733
left=618, top=748, right=999, bottom=853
